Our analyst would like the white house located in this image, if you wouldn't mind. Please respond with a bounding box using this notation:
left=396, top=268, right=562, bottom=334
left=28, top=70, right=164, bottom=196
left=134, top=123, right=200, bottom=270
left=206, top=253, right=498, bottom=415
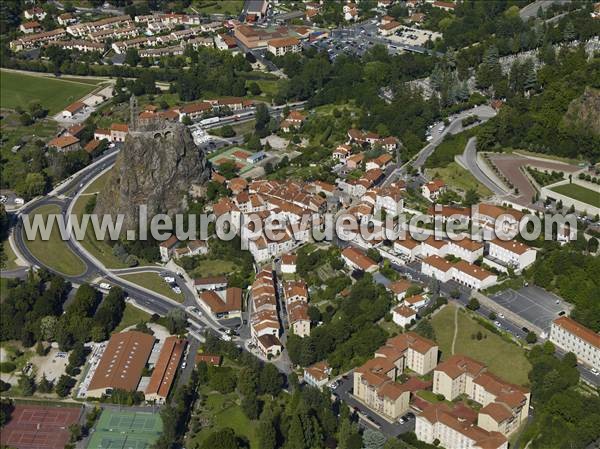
left=393, top=305, right=417, bottom=328
left=484, top=239, right=536, bottom=273
left=446, top=238, right=484, bottom=264
left=421, top=179, right=446, bottom=201
left=394, top=237, right=422, bottom=260
left=281, top=253, right=297, bottom=274
left=387, top=279, right=412, bottom=301
left=452, top=261, right=497, bottom=290
left=303, top=361, right=331, bottom=390
left=421, top=255, right=453, bottom=282
left=421, top=236, right=448, bottom=258
left=194, top=276, right=228, bottom=292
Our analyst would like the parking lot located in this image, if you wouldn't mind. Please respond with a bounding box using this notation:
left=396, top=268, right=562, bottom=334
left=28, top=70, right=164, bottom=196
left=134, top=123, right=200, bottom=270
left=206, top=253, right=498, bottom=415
left=490, top=286, right=571, bottom=334
left=388, top=26, right=442, bottom=47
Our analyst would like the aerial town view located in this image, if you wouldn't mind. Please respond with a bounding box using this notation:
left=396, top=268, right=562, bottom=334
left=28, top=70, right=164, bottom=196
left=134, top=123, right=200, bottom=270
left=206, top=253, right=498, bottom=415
left=0, top=1, right=599, bottom=449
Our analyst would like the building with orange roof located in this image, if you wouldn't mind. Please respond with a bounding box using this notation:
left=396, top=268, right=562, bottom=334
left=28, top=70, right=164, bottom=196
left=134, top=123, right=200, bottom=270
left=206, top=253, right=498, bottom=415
left=303, top=361, right=331, bottom=390
left=421, top=179, right=446, bottom=201
left=550, top=316, right=600, bottom=370
left=48, top=135, right=80, bottom=152
left=280, top=110, right=307, bottom=132
left=377, top=332, right=439, bottom=375
left=446, top=237, right=484, bottom=263
left=387, top=279, right=413, bottom=301
left=87, top=331, right=156, bottom=398
left=421, top=236, right=449, bottom=258
left=280, top=253, right=297, bottom=274
left=341, top=247, right=378, bottom=273
left=84, top=139, right=103, bottom=154
left=392, top=305, right=417, bottom=328
left=421, top=255, right=454, bottom=282
left=62, top=101, right=86, bottom=117
left=288, top=301, right=310, bottom=337
left=195, top=354, right=222, bottom=366
left=432, top=354, right=530, bottom=438
left=145, top=336, right=186, bottom=403
left=110, top=123, right=129, bottom=142
left=267, top=36, right=301, bottom=56
left=484, top=239, right=536, bottom=273
left=200, top=287, right=242, bottom=319
left=416, top=402, right=508, bottom=449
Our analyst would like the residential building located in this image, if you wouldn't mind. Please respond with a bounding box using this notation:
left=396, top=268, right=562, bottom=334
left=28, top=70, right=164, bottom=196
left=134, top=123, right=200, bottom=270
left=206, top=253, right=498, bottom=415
left=341, top=247, right=379, bottom=273
left=145, top=337, right=186, bottom=403
left=200, top=287, right=242, bottom=319
left=343, top=3, right=359, bottom=21
left=257, top=334, right=283, bottom=357
left=48, top=135, right=80, bottom=152
left=48, top=39, right=104, bottom=52
left=393, top=237, right=422, bottom=260
left=25, top=7, right=47, bottom=20
left=159, top=235, right=178, bottom=262
left=20, top=21, right=42, bottom=34
left=550, top=317, right=600, bottom=369
left=195, top=354, right=222, bottom=366
left=421, top=255, right=454, bottom=282
left=387, top=279, right=413, bottom=301
left=421, top=179, right=446, bottom=201
left=303, top=361, right=331, bottom=390
left=392, top=305, right=417, bottom=328
left=484, top=239, right=536, bottom=273
left=452, top=261, right=497, bottom=290
left=10, top=28, right=66, bottom=51
left=446, top=238, right=484, bottom=264
left=375, top=332, right=439, bottom=376
left=57, top=13, right=77, bottom=26
left=62, top=101, right=86, bottom=118
left=404, top=294, right=428, bottom=310
left=333, top=144, right=352, bottom=162
left=193, top=276, right=228, bottom=292
left=279, top=110, right=306, bottom=131
left=432, top=1, right=457, bottom=11
left=267, top=36, right=301, bottom=56
left=86, top=331, right=155, bottom=398
left=416, top=403, right=508, bottom=449
left=366, top=154, right=393, bottom=171
left=110, top=123, right=129, bottom=142
left=433, top=355, right=530, bottom=437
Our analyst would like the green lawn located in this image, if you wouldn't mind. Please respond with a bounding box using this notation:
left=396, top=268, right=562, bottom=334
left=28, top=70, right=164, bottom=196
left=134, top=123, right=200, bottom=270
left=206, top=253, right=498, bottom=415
left=115, top=303, right=152, bottom=332
left=426, top=162, right=492, bottom=197
left=187, top=390, right=259, bottom=449
left=190, top=259, right=236, bottom=278
left=1, top=70, right=98, bottom=114
left=23, top=204, right=87, bottom=276
left=550, top=183, right=600, bottom=207
left=120, top=272, right=183, bottom=303
left=70, top=171, right=128, bottom=269
left=430, top=304, right=531, bottom=386
left=192, top=0, right=243, bottom=16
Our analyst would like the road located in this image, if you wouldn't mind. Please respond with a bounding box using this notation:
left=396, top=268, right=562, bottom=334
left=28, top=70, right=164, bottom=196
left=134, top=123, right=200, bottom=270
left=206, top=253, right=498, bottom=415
left=519, top=0, right=571, bottom=20
left=382, top=105, right=496, bottom=187
left=457, top=137, right=510, bottom=196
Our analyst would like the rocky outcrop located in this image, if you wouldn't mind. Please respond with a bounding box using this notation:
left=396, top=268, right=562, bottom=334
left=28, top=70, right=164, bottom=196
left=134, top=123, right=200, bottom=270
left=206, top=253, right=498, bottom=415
left=563, top=87, right=600, bottom=136
left=94, top=122, right=210, bottom=231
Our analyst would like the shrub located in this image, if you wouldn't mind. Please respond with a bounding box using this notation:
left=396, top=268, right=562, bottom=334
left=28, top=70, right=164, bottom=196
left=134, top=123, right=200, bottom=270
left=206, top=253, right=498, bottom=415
left=0, top=362, right=16, bottom=373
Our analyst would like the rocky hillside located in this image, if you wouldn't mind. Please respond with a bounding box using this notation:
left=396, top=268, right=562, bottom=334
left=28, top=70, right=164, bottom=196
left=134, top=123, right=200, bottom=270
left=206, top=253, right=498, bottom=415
left=94, top=123, right=210, bottom=231
left=563, top=87, right=600, bottom=136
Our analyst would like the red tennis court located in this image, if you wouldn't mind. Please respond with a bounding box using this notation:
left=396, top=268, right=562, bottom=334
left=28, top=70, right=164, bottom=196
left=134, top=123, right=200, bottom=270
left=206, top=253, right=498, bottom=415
left=0, top=404, right=83, bottom=449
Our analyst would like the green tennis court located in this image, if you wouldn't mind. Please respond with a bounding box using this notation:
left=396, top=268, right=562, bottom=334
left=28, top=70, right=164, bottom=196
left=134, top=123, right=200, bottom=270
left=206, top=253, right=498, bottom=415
left=86, top=409, right=162, bottom=449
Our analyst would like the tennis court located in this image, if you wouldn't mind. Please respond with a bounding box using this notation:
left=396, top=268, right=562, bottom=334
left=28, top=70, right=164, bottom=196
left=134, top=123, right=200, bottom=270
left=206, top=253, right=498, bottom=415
left=86, top=409, right=163, bottom=449
left=0, top=404, right=83, bottom=449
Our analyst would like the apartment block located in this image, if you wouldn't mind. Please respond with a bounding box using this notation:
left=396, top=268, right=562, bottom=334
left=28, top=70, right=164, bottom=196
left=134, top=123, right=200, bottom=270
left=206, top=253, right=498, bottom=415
left=550, top=316, right=600, bottom=370
left=433, top=355, right=530, bottom=437
left=484, top=239, right=536, bottom=273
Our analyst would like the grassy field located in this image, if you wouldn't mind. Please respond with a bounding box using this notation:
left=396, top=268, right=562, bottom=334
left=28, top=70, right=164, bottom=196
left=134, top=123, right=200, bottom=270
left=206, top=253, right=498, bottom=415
left=23, top=204, right=87, bottom=276
left=187, top=389, right=258, bottom=449
left=70, top=171, right=129, bottom=269
left=430, top=304, right=531, bottom=386
left=426, top=162, right=492, bottom=197
left=550, top=183, right=600, bottom=207
left=190, top=259, right=236, bottom=278
left=120, top=272, right=183, bottom=303
left=0, top=70, right=98, bottom=114
left=115, top=303, right=152, bottom=332
left=192, top=0, right=243, bottom=15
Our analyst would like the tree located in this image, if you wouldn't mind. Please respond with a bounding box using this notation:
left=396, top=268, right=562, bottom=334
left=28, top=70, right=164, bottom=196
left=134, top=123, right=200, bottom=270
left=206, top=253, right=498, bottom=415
left=526, top=331, right=538, bottom=344
left=55, top=375, right=76, bottom=397
left=18, top=375, right=35, bottom=396
left=125, top=48, right=140, bottom=66
left=259, top=363, right=282, bottom=396
left=165, top=309, right=188, bottom=335
left=587, top=237, right=598, bottom=253
left=362, top=429, right=386, bottom=449
left=202, top=428, right=240, bottom=449
left=248, top=82, right=262, bottom=96
left=220, top=125, right=235, bottom=138
left=463, top=188, right=480, bottom=207
left=467, top=297, right=480, bottom=310
left=38, top=374, right=53, bottom=393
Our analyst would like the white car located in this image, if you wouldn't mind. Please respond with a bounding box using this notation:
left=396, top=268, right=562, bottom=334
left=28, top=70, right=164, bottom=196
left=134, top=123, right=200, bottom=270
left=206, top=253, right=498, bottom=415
left=14, top=197, right=25, bottom=205
left=498, top=313, right=505, bottom=319
left=99, top=282, right=111, bottom=290
left=494, top=321, right=501, bottom=327
left=172, top=286, right=182, bottom=294
left=591, top=368, right=599, bottom=376
left=163, top=276, right=176, bottom=284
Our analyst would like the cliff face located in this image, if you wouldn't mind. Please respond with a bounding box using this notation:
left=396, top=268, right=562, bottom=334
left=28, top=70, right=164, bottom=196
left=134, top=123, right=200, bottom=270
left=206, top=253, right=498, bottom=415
left=94, top=123, right=210, bottom=231
left=563, top=87, right=600, bottom=136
